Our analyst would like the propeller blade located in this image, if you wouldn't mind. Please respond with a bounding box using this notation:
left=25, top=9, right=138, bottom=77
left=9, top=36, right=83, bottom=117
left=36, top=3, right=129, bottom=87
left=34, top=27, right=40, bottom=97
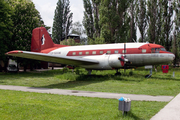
left=124, top=43, right=126, bottom=58
left=124, top=43, right=126, bottom=72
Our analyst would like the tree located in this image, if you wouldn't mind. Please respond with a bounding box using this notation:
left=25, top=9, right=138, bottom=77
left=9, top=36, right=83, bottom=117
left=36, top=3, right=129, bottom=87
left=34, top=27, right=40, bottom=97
left=161, top=0, right=173, bottom=51
left=135, top=0, right=147, bottom=42
left=147, top=0, right=173, bottom=51
left=83, top=0, right=95, bottom=40
left=9, top=0, right=44, bottom=51
left=0, top=0, right=13, bottom=71
left=52, top=0, right=73, bottom=44
left=128, top=1, right=137, bottom=42
left=99, top=0, right=132, bottom=43
left=83, top=0, right=104, bottom=44
left=7, top=0, right=46, bottom=71
left=71, top=21, right=85, bottom=36
left=172, top=0, right=180, bottom=65
left=147, top=0, right=157, bottom=43
left=92, top=0, right=101, bottom=38
left=83, top=0, right=133, bottom=43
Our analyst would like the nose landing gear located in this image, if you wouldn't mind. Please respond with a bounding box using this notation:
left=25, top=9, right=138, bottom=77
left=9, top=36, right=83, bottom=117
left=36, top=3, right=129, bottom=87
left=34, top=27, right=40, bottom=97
left=145, top=68, right=152, bottom=78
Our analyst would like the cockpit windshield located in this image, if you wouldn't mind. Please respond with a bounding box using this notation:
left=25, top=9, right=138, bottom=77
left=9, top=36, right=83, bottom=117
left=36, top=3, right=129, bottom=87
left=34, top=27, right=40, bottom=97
left=160, top=48, right=166, bottom=51
left=151, top=47, right=166, bottom=53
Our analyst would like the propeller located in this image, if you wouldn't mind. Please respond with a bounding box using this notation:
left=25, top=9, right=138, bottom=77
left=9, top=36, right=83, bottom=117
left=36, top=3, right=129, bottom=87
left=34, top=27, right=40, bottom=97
left=117, top=43, right=132, bottom=75
left=122, top=43, right=131, bottom=71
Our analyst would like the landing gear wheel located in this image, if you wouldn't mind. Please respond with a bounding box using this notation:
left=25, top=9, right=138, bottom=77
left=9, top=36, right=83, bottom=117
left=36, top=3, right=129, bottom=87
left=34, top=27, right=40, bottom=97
left=129, top=71, right=133, bottom=76
left=115, top=72, right=121, bottom=75
left=145, top=74, right=151, bottom=78
left=145, top=68, right=153, bottom=78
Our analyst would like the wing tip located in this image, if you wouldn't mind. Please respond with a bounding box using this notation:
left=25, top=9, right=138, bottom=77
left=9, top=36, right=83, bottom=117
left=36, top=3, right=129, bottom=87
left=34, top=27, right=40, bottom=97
left=6, top=50, right=23, bottom=55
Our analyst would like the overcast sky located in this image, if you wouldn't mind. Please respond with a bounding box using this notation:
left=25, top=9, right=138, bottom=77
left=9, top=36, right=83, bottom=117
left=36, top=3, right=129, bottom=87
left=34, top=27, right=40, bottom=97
left=32, top=0, right=84, bottom=33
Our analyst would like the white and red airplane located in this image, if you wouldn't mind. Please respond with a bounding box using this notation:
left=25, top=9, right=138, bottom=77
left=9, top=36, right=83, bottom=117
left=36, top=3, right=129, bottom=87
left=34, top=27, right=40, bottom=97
left=6, top=27, right=175, bottom=74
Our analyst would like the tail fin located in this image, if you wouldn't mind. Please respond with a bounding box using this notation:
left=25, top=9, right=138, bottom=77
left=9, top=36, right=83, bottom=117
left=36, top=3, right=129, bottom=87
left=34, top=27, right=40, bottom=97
left=31, top=27, right=67, bottom=52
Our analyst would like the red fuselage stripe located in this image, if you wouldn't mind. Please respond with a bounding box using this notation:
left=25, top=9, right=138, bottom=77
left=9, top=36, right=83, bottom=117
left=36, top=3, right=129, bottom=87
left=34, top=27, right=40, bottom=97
left=66, top=48, right=170, bottom=56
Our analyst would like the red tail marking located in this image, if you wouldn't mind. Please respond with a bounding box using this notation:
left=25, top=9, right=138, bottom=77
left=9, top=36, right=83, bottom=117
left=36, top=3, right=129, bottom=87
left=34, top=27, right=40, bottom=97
left=31, top=27, right=68, bottom=53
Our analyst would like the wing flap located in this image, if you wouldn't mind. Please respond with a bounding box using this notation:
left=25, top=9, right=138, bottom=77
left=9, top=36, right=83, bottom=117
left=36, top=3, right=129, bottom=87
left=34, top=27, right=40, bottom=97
left=6, top=50, right=99, bottom=66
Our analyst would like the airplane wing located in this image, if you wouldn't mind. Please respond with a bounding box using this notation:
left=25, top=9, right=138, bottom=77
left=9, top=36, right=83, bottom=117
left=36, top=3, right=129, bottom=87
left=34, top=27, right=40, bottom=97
left=6, top=50, right=99, bottom=66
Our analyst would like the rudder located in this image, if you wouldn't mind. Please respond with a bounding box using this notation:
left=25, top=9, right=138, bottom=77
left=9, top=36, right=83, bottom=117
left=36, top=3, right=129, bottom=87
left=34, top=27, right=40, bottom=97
left=31, top=27, right=54, bottom=52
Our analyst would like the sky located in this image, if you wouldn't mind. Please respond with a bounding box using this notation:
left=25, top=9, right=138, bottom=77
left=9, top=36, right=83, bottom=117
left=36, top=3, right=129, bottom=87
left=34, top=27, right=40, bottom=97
left=32, top=0, right=84, bottom=33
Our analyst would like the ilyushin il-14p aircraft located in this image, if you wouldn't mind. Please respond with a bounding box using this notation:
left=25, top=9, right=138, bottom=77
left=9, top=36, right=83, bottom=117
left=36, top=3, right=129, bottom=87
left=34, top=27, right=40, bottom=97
left=6, top=27, right=175, bottom=76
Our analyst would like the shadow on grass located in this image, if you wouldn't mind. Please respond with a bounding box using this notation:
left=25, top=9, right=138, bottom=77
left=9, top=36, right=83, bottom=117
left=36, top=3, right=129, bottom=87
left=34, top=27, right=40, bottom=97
left=117, top=111, right=142, bottom=120
left=0, top=69, right=65, bottom=80
left=0, top=69, right=152, bottom=90
left=38, top=74, right=114, bottom=89
left=37, top=74, right=143, bottom=89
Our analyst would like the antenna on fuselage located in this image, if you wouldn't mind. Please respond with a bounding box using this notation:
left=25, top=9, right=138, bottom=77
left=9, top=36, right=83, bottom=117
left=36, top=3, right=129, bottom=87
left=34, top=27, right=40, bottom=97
left=132, top=39, right=137, bottom=43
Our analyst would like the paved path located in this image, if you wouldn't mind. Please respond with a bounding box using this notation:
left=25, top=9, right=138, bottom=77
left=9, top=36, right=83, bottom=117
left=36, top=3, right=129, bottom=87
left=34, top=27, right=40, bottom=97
left=1, top=85, right=180, bottom=119
left=150, top=93, right=180, bottom=120
left=0, top=85, right=173, bottom=102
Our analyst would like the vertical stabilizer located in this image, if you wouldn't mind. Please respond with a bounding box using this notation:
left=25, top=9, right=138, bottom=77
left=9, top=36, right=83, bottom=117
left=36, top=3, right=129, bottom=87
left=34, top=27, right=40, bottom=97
left=31, top=27, right=54, bottom=52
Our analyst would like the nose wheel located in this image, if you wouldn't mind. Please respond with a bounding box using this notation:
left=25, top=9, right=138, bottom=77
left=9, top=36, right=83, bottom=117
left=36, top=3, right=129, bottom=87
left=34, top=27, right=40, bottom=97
left=145, top=68, right=152, bottom=78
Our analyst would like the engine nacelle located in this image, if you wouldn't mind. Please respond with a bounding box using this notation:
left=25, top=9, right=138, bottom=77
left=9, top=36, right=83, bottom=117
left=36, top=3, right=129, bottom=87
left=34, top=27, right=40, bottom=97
left=108, top=54, right=124, bottom=68
left=81, top=54, right=124, bottom=70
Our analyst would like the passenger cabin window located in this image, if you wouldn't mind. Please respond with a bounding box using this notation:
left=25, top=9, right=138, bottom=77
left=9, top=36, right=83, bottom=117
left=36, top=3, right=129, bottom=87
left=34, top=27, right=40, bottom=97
left=122, top=50, right=126, bottom=53
left=72, top=52, right=76, bottom=55
left=79, top=52, right=82, bottom=55
left=107, top=51, right=111, bottom=54
left=100, top=51, right=103, bottom=54
left=114, top=50, right=118, bottom=54
left=85, top=52, right=89, bottom=55
left=142, top=49, right=146, bottom=53
left=92, top=51, right=96, bottom=54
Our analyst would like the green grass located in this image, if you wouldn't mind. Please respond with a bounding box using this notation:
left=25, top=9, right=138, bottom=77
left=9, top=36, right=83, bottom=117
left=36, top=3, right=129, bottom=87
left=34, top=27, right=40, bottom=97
left=0, top=67, right=179, bottom=119
left=0, top=67, right=180, bottom=96
left=0, top=89, right=167, bottom=120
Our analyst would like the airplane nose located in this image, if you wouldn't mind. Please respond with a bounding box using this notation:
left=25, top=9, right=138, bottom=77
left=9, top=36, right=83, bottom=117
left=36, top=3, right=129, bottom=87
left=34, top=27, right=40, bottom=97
left=172, top=54, right=175, bottom=60
left=169, top=53, right=175, bottom=61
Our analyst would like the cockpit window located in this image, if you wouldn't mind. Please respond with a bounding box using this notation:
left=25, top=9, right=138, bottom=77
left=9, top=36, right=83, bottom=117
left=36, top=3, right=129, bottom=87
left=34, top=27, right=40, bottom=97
left=156, top=48, right=160, bottom=51
left=155, top=48, right=160, bottom=53
left=151, top=48, right=155, bottom=53
left=161, top=48, right=166, bottom=51
left=151, top=47, right=166, bottom=53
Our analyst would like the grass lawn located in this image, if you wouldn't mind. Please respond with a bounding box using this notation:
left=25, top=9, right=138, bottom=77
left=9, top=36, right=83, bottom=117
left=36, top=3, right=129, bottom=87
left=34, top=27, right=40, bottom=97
left=0, top=67, right=179, bottom=119
left=0, top=90, right=167, bottom=120
left=0, top=67, right=180, bottom=96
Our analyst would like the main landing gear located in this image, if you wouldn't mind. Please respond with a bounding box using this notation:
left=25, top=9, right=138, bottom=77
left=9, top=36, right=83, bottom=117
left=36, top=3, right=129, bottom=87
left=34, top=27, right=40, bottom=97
left=115, top=69, right=121, bottom=75
left=87, top=69, right=92, bottom=75
left=115, top=69, right=134, bottom=76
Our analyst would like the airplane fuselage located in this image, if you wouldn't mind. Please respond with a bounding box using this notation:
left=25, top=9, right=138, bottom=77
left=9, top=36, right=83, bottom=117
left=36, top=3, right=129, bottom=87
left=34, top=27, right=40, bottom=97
left=45, top=43, right=174, bottom=70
